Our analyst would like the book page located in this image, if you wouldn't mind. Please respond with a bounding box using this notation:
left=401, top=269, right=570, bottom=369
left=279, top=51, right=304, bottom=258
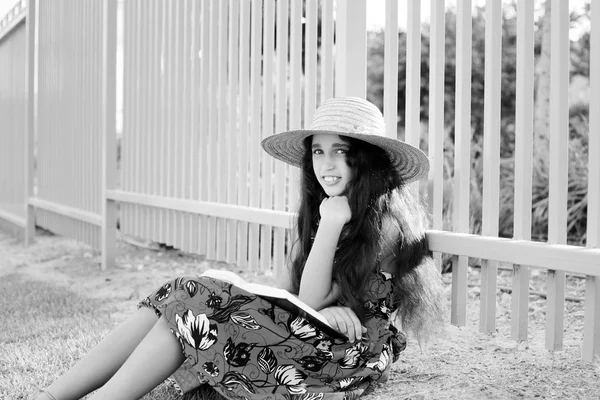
left=201, top=269, right=245, bottom=286
left=200, top=270, right=347, bottom=340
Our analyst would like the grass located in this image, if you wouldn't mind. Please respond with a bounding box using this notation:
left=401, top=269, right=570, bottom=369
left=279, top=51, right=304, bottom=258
left=0, top=273, right=112, bottom=398
left=0, top=273, right=225, bottom=400
left=0, top=274, right=177, bottom=399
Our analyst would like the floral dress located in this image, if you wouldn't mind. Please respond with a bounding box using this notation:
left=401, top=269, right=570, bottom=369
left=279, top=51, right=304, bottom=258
left=138, top=268, right=407, bottom=400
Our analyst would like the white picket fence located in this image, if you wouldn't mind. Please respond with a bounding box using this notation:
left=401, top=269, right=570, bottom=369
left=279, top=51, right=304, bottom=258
left=0, top=0, right=598, bottom=362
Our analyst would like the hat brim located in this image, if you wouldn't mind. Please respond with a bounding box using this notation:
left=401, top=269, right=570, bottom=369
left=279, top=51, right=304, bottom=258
left=261, top=129, right=429, bottom=183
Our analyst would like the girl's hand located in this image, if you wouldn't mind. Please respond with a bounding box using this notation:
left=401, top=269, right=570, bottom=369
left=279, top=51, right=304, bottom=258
left=319, top=306, right=366, bottom=343
left=319, top=196, right=351, bottom=226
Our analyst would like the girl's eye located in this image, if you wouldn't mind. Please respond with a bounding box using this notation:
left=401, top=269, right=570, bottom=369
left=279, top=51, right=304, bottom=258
left=312, top=149, right=323, bottom=155
left=335, top=148, right=348, bottom=155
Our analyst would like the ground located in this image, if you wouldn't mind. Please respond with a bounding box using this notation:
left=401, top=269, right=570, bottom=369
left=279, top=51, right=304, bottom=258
left=0, top=228, right=598, bottom=400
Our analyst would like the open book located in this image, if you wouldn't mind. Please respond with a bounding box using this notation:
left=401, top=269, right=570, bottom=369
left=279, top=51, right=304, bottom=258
left=201, top=269, right=348, bottom=340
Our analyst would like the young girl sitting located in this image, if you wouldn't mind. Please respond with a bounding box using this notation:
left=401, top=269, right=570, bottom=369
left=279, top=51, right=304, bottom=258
left=35, top=97, right=445, bottom=400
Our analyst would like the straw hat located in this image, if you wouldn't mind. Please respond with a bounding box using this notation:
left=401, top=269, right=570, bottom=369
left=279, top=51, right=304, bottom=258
left=261, top=97, right=429, bottom=183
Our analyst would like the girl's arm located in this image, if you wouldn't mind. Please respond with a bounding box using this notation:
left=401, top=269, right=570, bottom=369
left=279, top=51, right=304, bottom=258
left=298, top=196, right=350, bottom=310
left=275, top=265, right=292, bottom=291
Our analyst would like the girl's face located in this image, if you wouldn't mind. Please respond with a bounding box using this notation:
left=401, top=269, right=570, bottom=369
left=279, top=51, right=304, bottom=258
left=311, top=134, right=353, bottom=197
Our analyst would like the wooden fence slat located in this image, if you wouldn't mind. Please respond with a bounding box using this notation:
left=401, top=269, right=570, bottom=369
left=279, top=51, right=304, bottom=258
left=72, top=0, right=79, bottom=237
left=160, top=0, right=169, bottom=244
left=304, top=0, right=317, bottom=123
left=61, top=0, right=67, bottom=236
left=169, top=0, right=178, bottom=248
left=205, top=0, right=218, bottom=259
left=427, top=0, right=444, bottom=252
left=151, top=0, right=161, bottom=245
left=120, top=0, right=128, bottom=235
left=480, top=0, right=502, bottom=334
left=273, top=0, right=289, bottom=276
left=94, top=0, right=102, bottom=246
left=47, top=0, right=52, bottom=233
left=38, top=0, right=44, bottom=232
left=178, top=0, right=186, bottom=250
left=134, top=0, right=143, bottom=238
left=127, top=0, right=135, bottom=239
left=384, top=0, right=398, bottom=140
left=236, top=0, right=250, bottom=267
left=334, top=0, right=366, bottom=98
left=148, top=0, right=157, bottom=244
left=226, top=0, right=240, bottom=263
left=452, top=255, right=468, bottom=326
left=182, top=0, right=190, bottom=251
left=260, top=0, right=275, bottom=271
left=583, top=276, right=600, bottom=362
left=163, top=0, right=171, bottom=246
left=511, top=0, right=535, bottom=342
left=90, top=0, right=98, bottom=246
left=546, top=0, right=569, bottom=352
left=247, top=0, right=262, bottom=270
left=140, top=0, right=149, bottom=242
left=152, top=0, right=160, bottom=243
left=85, top=2, right=91, bottom=244
left=68, top=0, right=74, bottom=241
left=287, top=0, right=301, bottom=214
left=35, top=2, right=42, bottom=231
left=153, top=1, right=160, bottom=244
left=451, top=0, right=472, bottom=327
left=169, top=2, right=178, bottom=248
left=405, top=0, right=420, bottom=149
left=163, top=0, right=170, bottom=246
left=52, top=0, right=58, bottom=233
left=216, top=0, right=228, bottom=260
left=25, top=0, right=36, bottom=243
left=79, top=0, right=84, bottom=244
left=582, top=0, right=600, bottom=363
left=175, top=0, right=184, bottom=251
left=85, top=0, right=92, bottom=244
left=53, top=1, right=59, bottom=234
left=182, top=0, right=192, bottom=252
left=197, top=0, right=210, bottom=255
left=101, top=0, right=117, bottom=269
left=189, top=0, right=199, bottom=253
left=320, top=0, right=334, bottom=103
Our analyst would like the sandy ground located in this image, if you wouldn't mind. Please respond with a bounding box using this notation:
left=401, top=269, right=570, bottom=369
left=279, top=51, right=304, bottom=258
left=0, top=228, right=598, bottom=400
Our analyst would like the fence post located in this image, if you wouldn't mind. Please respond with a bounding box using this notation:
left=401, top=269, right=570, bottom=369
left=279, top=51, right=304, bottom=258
left=451, top=0, right=473, bottom=328
left=546, top=0, right=569, bottom=352
left=334, top=0, right=366, bottom=98
left=101, top=0, right=117, bottom=270
left=24, top=0, right=36, bottom=245
left=511, top=0, right=534, bottom=343
left=582, top=0, right=600, bottom=363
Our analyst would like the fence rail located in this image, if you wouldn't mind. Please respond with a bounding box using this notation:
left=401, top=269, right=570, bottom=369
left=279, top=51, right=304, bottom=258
left=0, top=0, right=598, bottom=362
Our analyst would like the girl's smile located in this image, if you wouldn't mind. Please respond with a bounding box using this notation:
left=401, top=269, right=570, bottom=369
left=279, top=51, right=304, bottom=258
left=311, top=134, right=352, bottom=197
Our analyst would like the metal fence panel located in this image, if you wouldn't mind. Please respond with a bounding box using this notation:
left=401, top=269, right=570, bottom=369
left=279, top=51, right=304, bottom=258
left=0, top=4, right=27, bottom=230
left=34, top=0, right=105, bottom=248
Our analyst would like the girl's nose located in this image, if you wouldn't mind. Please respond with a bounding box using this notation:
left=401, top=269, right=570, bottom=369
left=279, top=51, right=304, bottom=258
left=322, top=156, right=335, bottom=170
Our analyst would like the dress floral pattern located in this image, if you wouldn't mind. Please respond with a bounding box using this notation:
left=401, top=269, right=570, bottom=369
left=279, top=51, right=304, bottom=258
left=138, top=268, right=406, bottom=400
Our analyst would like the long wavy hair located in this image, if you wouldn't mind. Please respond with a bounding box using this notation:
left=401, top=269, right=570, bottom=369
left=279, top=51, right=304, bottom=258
left=289, top=135, right=445, bottom=344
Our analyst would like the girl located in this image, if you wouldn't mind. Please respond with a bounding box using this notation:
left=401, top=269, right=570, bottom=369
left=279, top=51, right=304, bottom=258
left=35, top=97, right=444, bottom=400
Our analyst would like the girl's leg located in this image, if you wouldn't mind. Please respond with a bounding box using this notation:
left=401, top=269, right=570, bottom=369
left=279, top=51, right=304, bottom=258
left=35, top=307, right=159, bottom=400
left=88, top=315, right=185, bottom=400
